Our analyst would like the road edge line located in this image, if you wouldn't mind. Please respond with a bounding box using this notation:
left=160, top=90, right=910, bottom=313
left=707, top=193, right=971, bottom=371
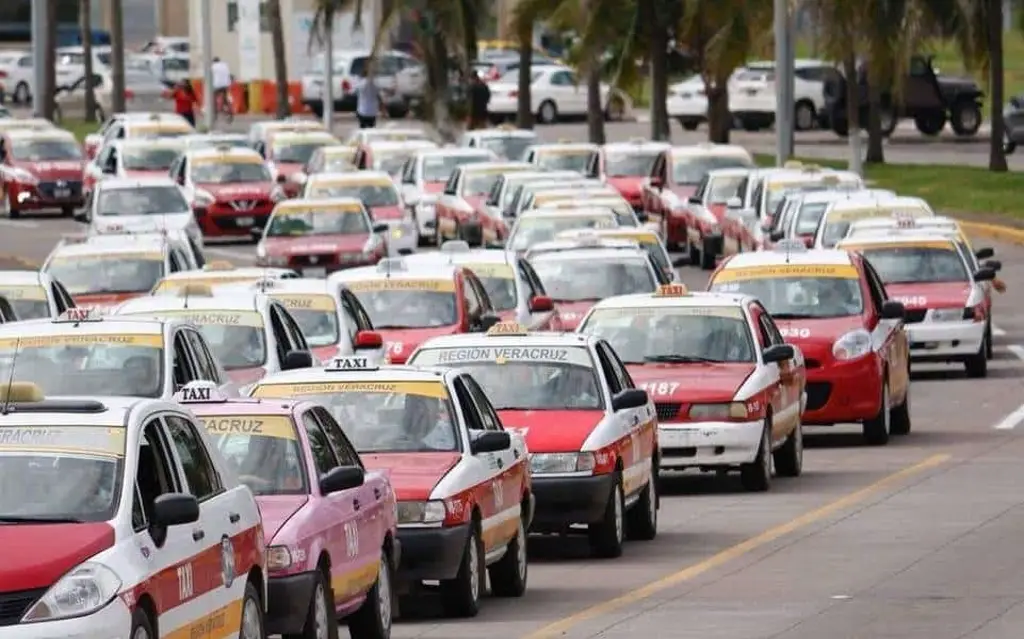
left=521, top=453, right=951, bottom=639
left=959, top=221, right=1024, bottom=246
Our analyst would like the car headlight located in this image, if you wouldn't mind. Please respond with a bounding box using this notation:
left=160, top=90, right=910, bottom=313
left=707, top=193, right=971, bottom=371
left=391, top=226, right=405, bottom=239
left=529, top=452, right=595, bottom=475
left=21, top=562, right=122, bottom=622
left=930, top=308, right=963, bottom=322
left=266, top=546, right=292, bottom=572
left=194, top=189, right=215, bottom=207
left=270, top=186, right=286, bottom=202
left=397, top=500, right=446, bottom=526
left=688, top=402, right=748, bottom=420
left=832, top=328, right=873, bottom=360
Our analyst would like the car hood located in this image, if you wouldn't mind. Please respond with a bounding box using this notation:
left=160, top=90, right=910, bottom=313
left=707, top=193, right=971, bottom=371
left=123, top=169, right=169, bottom=179
left=551, top=301, right=597, bottom=330
left=605, top=176, right=646, bottom=199
left=627, top=362, right=755, bottom=403
left=273, top=161, right=304, bottom=178
left=774, top=315, right=865, bottom=364
left=884, top=282, right=972, bottom=309
left=369, top=204, right=404, bottom=220
left=496, top=409, right=604, bottom=453
left=423, top=182, right=446, bottom=194
left=261, top=234, right=369, bottom=256
left=379, top=326, right=458, bottom=364
left=12, top=159, right=84, bottom=180
left=199, top=182, right=275, bottom=199
left=256, top=494, right=309, bottom=542
left=94, top=213, right=191, bottom=234
left=361, top=451, right=461, bottom=501
left=0, top=522, right=115, bottom=591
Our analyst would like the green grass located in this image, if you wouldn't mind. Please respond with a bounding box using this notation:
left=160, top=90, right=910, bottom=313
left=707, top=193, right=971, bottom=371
left=754, top=154, right=1024, bottom=222
left=62, top=119, right=99, bottom=142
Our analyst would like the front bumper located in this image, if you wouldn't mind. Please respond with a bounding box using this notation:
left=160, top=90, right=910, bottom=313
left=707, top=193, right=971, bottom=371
left=531, top=472, right=616, bottom=531
left=803, top=354, right=884, bottom=426
left=1, top=595, right=131, bottom=639
left=658, top=419, right=763, bottom=468
left=196, top=205, right=273, bottom=237
left=397, top=523, right=471, bottom=583
left=9, top=182, right=84, bottom=211
left=906, top=320, right=985, bottom=359
left=666, top=96, right=708, bottom=118
left=266, top=570, right=318, bottom=635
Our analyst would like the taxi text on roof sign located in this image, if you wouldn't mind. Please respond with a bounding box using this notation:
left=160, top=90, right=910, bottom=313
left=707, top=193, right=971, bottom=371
left=327, top=355, right=379, bottom=371
left=713, top=264, right=860, bottom=283
left=54, top=307, right=103, bottom=323
left=198, top=415, right=298, bottom=440
left=175, top=381, right=228, bottom=403
left=271, top=294, right=336, bottom=311
left=414, top=345, right=594, bottom=367
left=346, top=279, right=456, bottom=293
left=0, top=424, right=126, bottom=457
left=252, top=380, right=447, bottom=399
left=0, top=334, right=164, bottom=349
left=654, top=284, right=688, bottom=297
left=150, top=310, right=264, bottom=327
left=828, top=206, right=929, bottom=222
left=487, top=321, right=528, bottom=335
left=843, top=240, right=955, bottom=251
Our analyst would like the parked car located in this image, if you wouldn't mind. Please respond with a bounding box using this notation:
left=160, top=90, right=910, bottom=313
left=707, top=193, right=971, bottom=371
left=729, top=59, right=834, bottom=131
left=487, top=65, right=629, bottom=124
left=300, top=49, right=416, bottom=117
left=54, top=70, right=169, bottom=122
left=0, top=49, right=34, bottom=104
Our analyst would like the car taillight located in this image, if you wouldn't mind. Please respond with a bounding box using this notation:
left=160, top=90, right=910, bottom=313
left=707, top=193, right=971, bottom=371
left=341, top=79, right=352, bottom=93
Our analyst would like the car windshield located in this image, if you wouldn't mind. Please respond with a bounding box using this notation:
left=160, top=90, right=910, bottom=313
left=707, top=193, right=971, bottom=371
left=191, top=161, right=270, bottom=184
left=580, top=307, right=755, bottom=364
left=604, top=152, right=658, bottom=177
left=201, top=415, right=307, bottom=495
left=97, top=186, right=190, bottom=216
left=0, top=338, right=164, bottom=397
left=273, top=141, right=331, bottom=164
left=477, top=136, right=532, bottom=161
left=710, top=272, right=865, bottom=318
left=0, top=286, right=50, bottom=320
left=350, top=284, right=457, bottom=328
left=271, top=296, right=340, bottom=347
left=410, top=347, right=603, bottom=410
left=46, top=254, right=164, bottom=295
left=794, top=203, right=830, bottom=235
left=672, top=155, right=752, bottom=184
left=324, top=155, right=357, bottom=172
left=0, top=427, right=123, bottom=522
left=531, top=257, right=655, bottom=302
left=422, top=154, right=489, bottom=182
left=311, top=183, right=398, bottom=207
left=266, top=208, right=369, bottom=236
left=121, top=146, right=182, bottom=171
left=856, top=245, right=968, bottom=283
left=10, top=138, right=81, bottom=161
left=373, top=152, right=414, bottom=177
left=536, top=151, right=591, bottom=172
left=463, top=263, right=517, bottom=311
left=708, top=175, right=745, bottom=203
left=463, top=171, right=506, bottom=196
left=511, top=215, right=616, bottom=250
left=251, top=384, right=459, bottom=452
left=142, top=310, right=267, bottom=369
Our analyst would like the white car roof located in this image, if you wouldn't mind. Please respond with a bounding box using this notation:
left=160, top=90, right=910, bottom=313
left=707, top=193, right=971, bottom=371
left=836, top=232, right=958, bottom=248
left=459, top=161, right=532, bottom=174
left=48, top=235, right=169, bottom=259
left=186, top=146, right=264, bottom=162
left=254, top=363, right=454, bottom=387
left=588, top=290, right=755, bottom=311
left=602, top=140, right=672, bottom=153
left=330, top=258, right=458, bottom=284
left=403, top=245, right=514, bottom=267
left=670, top=143, right=752, bottom=159
left=0, top=315, right=168, bottom=340
left=706, top=167, right=756, bottom=180
left=228, top=277, right=345, bottom=297
left=722, top=248, right=855, bottom=269
left=415, top=147, right=494, bottom=159
left=95, top=176, right=181, bottom=190
left=0, top=270, right=48, bottom=287
left=528, top=143, right=599, bottom=153
left=794, top=189, right=896, bottom=204
left=363, top=137, right=436, bottom=150
left=518, top=208, right=618, bottom=220
left=113, top=289, right=265, bottom=315
left=527, top=237, right=640, bottom=255
left=528, top=245, right=649, bottom=263
left=7, top=128, right=73, bottom=140
left=307, top=170, right=392, bottom=185
left=467, top=128, right=537, bottom=139
left=154, top=266, right=297, bottom=289
left=847, top=216, right=959, bottom=232
left=112, top=137, right=186, bottom=151
left=0, top=395, right=148, bottom=428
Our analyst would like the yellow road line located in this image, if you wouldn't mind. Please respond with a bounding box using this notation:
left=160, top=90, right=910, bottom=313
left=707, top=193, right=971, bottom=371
left=522, top=453, right=951, bottom=639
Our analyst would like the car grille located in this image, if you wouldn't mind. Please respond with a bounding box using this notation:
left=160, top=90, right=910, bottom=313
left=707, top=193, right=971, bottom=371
left=804, top=358, right=822, bottom=369
left=805, top=382, right=832, bottom=411
left=0, top=588, right=46, bottom=626
left=903, top=309, right=927, bottom=324
left=289, top=254, right=338, bottom=267
left=654, top=402, right=684, bottom=421
left=36, top=180, right=82, bottom=199
left=230, top=199, right=261, bottom=211
left=212, top=213, right=270, bottom=230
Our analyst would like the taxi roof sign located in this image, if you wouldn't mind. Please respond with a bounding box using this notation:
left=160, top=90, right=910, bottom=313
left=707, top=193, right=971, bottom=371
left=0, top=382, right=44, bottom=404
left=54, top=307, right=102, bottom=323
left=440, top=240, right=471, bottom=253
left=497, top=123, right=517, bottom=131
left=174, top=380, right=228, bottom=403
left=376, top=257, right=407, bottom=272
left=486, top=321, right=528, bottom=336
left=178, top=283, right=213, bottom=297
left=783, top=160, right=803, bottom=168
left=326, top=355, right=379, bottom=372
left=773, top=239, right=808, bottom=252
left=654, top=284, right=688, bottom=297
left=204, top=260, right=235, bottom=271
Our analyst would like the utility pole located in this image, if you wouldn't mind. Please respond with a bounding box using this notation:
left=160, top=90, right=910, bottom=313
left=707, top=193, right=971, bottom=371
left=773, top=0, right=794, bottom=164
left=201, top=0, right=214, bottom=131
left=31, top=0, right=46, bottom=118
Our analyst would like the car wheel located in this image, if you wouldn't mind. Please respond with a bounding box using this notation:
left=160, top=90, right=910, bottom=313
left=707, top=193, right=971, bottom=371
left=625, top=462, right=658, bottom=541
left=862, top=379, right=891, bottom=445
left=678, top=117, right=700, bottom=131
left=740, top=420, right=772, bottom=492
left=239, top=581, right=266, bottom=639
left=773, top=419, right=803, bottom=477
left=488, top=513, right=528, bottom=597
left=440, top=523, right=483, bottom=617
left=914, top=111, right=946, bottom=136
left=985, top=320, right=994, bottom=359
left=965, top=337, right=988, bottom=378
left=794, top=100, right=816, bottom=131
left=346, top=549, right=393, bottom=639
left=287, top=569, right=338, bottom=639
left=950, top=100, right=982, bottom=136
left=537, top=100, right=558, bottom=124
left=890, top=372, right=911, bottom=436
left=129, top=606, right=156, bottom=639
left=588, top=473, right=624, bottom=558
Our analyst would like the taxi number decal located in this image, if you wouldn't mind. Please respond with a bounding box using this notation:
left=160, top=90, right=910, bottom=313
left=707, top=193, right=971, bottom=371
left=639, top=382, right=680, bottom=397
left=386, top=342, right=404, bottom=356
left=493, top=479, right=504, bottom=510
left=271, top=295, right=336, bottom=311
left=712, top=264, right=860, bottom=282
left=347, top=279, right=457, bottom=293
left=344, top=521, right=359, bottom=559
left=0, top=334, right=163, bottom=349
left=778, top=327, right=811, bottom=338
left=253, top=381, right=448, bottom=399
left=177, top=563, right=194, bottom=601
left=894, top=296, right=928, bottom=307
left=198, top=416, right=297, bottom=439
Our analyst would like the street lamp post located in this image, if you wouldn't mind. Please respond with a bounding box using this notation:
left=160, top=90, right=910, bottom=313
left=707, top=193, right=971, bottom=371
left=773, top=0, right=794, bottom=165
left=31, top=0, right=47, bottom=118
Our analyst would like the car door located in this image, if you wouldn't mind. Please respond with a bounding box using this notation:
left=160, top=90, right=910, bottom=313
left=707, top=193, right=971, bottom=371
left=597, top=342, right=652, bottom=497
left=863, top=259, right=909, bottom=401
left=753, top=308, right=795, bottom=441
left=550, top=70, right=583, bottom=114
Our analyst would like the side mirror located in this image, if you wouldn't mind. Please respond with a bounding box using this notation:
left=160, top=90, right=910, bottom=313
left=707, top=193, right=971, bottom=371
left=726, top=196, right=742, bottom=209
left=649, top=176, right=663, bottom=190
left=528, top=295, right=554, bottom=313
left=973, top=267, right=996, bottom=282
left=275, top=174, right=287, bottom=184
left=372, top=222, right=389, bottom=234
left=635, top=210, right=648, bottom=222
left=880, top=300, right=906, bottom=319
left=984, top=259, right=1002, bottom=272
left=282, top=349, right=314, bottom=370
left=405, top=192, right=420, bottom=207
left=762, top=343, right=795, bottom=363
left=151, top=492, right=199, bottom=527
left=477, top=312, right=501, bottom=331
left=249, top=227, right=262, bottom=240
left=769, top=230, right=785, bottom=242
left=320, top=465, right=365, bottom=495
left=470, top=430, right=511, bottom=454
left=354, top=330, right=383, bottom=350
left=611, top=388, right=648, bottom=411
left=975, top=247, right=994, bottom=260
left=687, top=196, right=701, bottom=205
left=73, top=208, right=90, bottom=223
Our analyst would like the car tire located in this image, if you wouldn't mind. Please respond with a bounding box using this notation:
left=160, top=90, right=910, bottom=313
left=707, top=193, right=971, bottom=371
left=914, top=111, right=946, bottom=136
left=950, top=100, right=982, bottom=136
left=700, top=238, right=717, bottom=270
left=794, top=100, right=816, bottom=131
left=625, top=463, right=658, bottom=541
left=488, top=514, right=528, bottom=597
left=773, top=420, right=803, bottom=477
left=740, top=420, right=772, bottom=492
left=739, top=117, right=762, bottom=132
left=862, top=379, right=891, bottom=446
left=129, top=606, right=156, bottom=639
left=239, top=580, right=266, bottom=639
left=890, top=373, right=911, bottom=436
left=985, top=320, right=994, bottom=359
left=588, top=473, right=624, bottom=558
left=678, top=117, right=700, bottom=131
left=440, top=523, right=483, bottom=618
left=346, top=549, right=393, bottom=639
left=537, top=100, right=558, bottom=125
left=61, top=205, right=74, bottom=217
left=287, top=569, right=338, bottom=639
left=965, top=338, right=988, bottom=378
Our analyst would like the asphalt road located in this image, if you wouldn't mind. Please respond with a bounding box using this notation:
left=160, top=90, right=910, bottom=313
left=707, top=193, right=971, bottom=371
left=5, top=117, right=1024, bottom=638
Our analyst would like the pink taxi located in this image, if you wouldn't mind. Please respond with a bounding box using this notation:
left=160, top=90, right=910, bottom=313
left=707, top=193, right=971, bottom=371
left=177, top=381, right=398, bottom=639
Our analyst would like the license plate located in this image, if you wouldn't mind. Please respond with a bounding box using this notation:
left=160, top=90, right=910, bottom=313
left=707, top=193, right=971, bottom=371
left=236, top=217, right=254, bottom=226
left=303, top=267, right=326, bottom=278
left=54, top=188, right=70, bottom=198
left=660, top=429, right=697, bottom=448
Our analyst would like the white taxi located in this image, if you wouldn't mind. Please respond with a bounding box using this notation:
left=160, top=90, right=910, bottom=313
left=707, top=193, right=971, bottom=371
left=408, top=322, right=658, bottom=558
left=577, top=284, right=806, bottom=490
left=396, top=147, right=497, bottom=226
left=302, top=171, right=417, bottom=254
left=111, top=284, right=318, bottom=386
left=460, top=127, right=538, bottom=160
left=534, top=195, right=642, bottom=228
left=813, top=196, right=934, bottom=248
left=0, top=382, right=267, bottom=638
left=86, top=112, right=193, bottom=159
left=248, top=355, right=532, bottom=617
left=521, top=142, right=599, bottom=175
left=151, top=261, right=299, bottom=294
left=556, top=227, right=679, bottom=282
left=0, top=270, right=77, bottom=320
left=0, top=309, right=235, bottom=398
left=84, top=137, right=187, bottom=191
left=506, top=208, right=619, bottom=253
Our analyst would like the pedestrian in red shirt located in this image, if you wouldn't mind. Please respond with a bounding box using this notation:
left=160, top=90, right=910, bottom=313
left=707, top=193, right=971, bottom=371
left=165, top=80, right=199, bottom=127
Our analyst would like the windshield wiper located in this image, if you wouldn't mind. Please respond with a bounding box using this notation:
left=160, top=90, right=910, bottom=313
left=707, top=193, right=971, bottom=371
left=770, top=313, right=816, bottom=320
left=0, top=516, right=84, bottom=524
left=644, top=355, right=722, bottom=364
left=372, top=324, right=419, bottom=330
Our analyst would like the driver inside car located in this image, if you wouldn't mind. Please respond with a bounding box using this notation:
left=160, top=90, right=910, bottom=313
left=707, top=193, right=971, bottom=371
left=237, top=437, right=303, bottom=493
left=398, top=395, right=456, bottom=450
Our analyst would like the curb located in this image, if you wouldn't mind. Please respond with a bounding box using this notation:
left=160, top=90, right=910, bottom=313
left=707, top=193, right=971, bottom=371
left=0, top=254, right=40, bottom=269
left=958, top=220, right=1024, bottom=246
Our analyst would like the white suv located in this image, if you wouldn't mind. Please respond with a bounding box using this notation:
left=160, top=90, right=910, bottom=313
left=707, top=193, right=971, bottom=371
left=300, top=49, right=419, bottom=118
left=729, top=59, right=832, bottom=132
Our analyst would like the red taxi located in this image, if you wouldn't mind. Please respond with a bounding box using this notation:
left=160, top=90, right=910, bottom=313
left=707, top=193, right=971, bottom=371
left=173, top=146, right=286, bottom=238
left=640, top=143, right=755, bottom=250
left=1, top=128, right=85, bottom=217
left=686, top=167, right=756, bottom=269
left=353, top=139, right=438, bottom=177
left=578, top=284, right=806, bottom=491
left=330, top=257, right=501, bottom=363
left=433, top=161, right=531, bottom=246
left=302, top=171, right=418, bottom=254
left=258, top=129, right=341, bottom=197
left=585, top=139, right=670, bottom=211
left=707, top=248, right=911, bottom=445
left=256, top=197, right=390, bottom=275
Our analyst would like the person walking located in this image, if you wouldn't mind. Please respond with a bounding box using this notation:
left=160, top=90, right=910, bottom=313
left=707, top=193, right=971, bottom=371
left=167, top=79, right=199, bottom=128
left=211, top=57, right=233, bottom=122
left=356, top=73, right=386, bottom=129
left=469, top=71, right=491, bottom=130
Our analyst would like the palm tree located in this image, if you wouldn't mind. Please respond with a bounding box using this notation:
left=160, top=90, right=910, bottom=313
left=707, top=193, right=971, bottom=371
left=80, top=0, right=98, bottom=122
left=268, top=0, right=291, bottom=118
left=310, top=0, right=346, bottom=130
left=109, top=0, right=126, bottom=114
left=39, top=0, right=57, bottom=120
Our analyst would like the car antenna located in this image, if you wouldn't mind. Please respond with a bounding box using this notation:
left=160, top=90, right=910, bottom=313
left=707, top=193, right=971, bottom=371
left=1, top=339, right=22, bottom=416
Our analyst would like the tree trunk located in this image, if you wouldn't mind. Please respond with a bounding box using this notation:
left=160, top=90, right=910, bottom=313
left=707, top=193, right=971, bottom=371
left=462, top=0, right=479, bottom=66
left=988, top=0, right=1008, bottom=171
left=40, top=0, right=57, bottom=120
left=109, top=0, right=126, bottom=113
left=323, top=12, right=335, bottom=131
left=648, top=24, right=670, bottom=140
left=267, top=0, right=290, bottom=118
left=81, top=0, right=98, bottom=122
left=586, top=65, right=605, bottom=144
left=427, top=31, right=457, bottom=143
left=515, top=27, right=533, bottom=128
left=707, top=84, right=730, bottom=143
left=843, top=55, right=863, bottom=175
left=865, top=75, right=884, bottom=164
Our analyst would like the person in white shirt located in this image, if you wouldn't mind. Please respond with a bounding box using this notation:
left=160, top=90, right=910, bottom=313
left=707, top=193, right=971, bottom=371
left=211, top=57, right=233, bottom=120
